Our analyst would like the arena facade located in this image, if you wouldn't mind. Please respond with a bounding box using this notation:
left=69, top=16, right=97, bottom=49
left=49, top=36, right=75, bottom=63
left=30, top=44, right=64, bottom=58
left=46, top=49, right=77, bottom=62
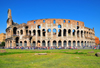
left=5, top=9, right=95, bottom=48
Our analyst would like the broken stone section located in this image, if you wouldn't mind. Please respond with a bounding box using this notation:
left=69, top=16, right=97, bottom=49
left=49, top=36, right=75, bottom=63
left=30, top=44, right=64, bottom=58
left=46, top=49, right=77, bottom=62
left=35, top=53, right=47, bottom=55
left=95, top=52, right=100, bottom=57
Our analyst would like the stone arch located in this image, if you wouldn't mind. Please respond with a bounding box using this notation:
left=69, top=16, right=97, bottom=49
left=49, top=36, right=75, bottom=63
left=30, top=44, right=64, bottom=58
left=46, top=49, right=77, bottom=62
left=47, top=29, right=51, bottom=32
left=87, top=32, right=88, bottom=37
left=63, top=29, right=66, bottom=36
left=24, top=41, right=27, bottom=46
left=13, top=27, right=17, bottom=35
left=58, top=25, right=61, bottom=28
left=37, top=30, right=41, bottom=36
left=63, top=40, right=67, bottom=47
left=33, top=41, right=36, bottom=46
left=58, top=40, right=62, bottom=47
left=10, top=41, right=12, bottom=47
left=84, top=31, right=86, bottom=37
left=77, top=41, right=80, bottom=47
left=42, top=29, right=46, bottom=36
left=58, top=29, right=61, bottom=37
left=77, top=30, right=80, bottom=37
left=68, top=29, right=71, bottom=36
left=48, top=41, right=50, bottom=47
left=81, top=31, right=83, bottom=38
left=81, top=41, right=83, bottom=47
left=68, top=40, right=71, bottom=47
left=37, top=25, right=41, bottom=29
left=26, top=30, right=28, bottom=35
left=37, top=40, right=41, bottom=47
left=42, top=40, right=46, bottom=46
left=53, top=20, right=56, bottom=24
left=20, top=41, right=22, bottom=46
left=53, top=29, right=56, bottom=35
left=15, top=37, right=19, bottom=46
left=85, top=41, right=86, bottom=46
left=53, top=40, right=56, bottom=46
left=72, top=29, right=75, bottom=37
left=29, top=30, right=31, bottom=35
left=33, top=30, right=36, bottom=35
left=73, top=41, right=76, bottom=47
left=20, top=30, right=23, bottom=35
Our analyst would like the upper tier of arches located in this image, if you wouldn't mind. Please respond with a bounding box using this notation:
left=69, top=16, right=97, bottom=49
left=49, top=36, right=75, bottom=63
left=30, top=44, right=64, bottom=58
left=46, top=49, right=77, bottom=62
left=27, top=19, right=84, bottom=27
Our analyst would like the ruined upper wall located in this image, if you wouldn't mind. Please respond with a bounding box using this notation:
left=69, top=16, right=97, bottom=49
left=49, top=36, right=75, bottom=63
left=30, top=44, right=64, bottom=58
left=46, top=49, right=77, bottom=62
left=27, top=19, right=84, bottom=27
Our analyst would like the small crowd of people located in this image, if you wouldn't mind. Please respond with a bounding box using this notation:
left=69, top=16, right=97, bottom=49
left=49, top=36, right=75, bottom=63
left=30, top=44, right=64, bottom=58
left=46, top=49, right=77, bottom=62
left=3, top=45, right=100, bottom=50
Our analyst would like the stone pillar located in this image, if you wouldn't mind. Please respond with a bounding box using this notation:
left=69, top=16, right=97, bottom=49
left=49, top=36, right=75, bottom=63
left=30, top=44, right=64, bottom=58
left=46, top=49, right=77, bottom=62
left=67, top=29, right=68, bottom=37
left=31, top=30, right=33, bottom=36
left=62, top=40, right=63, bottom=47
left=76, top=41, right=77, bottom=46
left=41, top=24, right=42, bottom=38
left=27, top=40, right=30, bottom=46
left=46, top=23, right=47, bottom=38
left=71, top=41, right=72, bottom=47
left=71, top=24, right=73, bottom=38
left=80, top=30, right=81, bottom=39
left=80, top=41, right=81, bottom=47
left=67, top=40, right=68, bottom=47
left=62, top=23, right=63, bottom=38
left=19, top=30, right=20, bottom=36
left=83, top=31, right=84, bottom=38
left=51, top=23, right=53, bottom=38
left=23, top=27, right=26, bottom=35
left=76, top=30, right=77, bottom=39
left=22, top=41, right=24, bottom=47
left=56, top=23, right=58, bottom=38
left=46, top=41, right=47, bottom=47
left=51, top=29, right=53, bottom=38
left=57, top=41, right=58, bottom=47
left=51, top=40, right=52, bottom=46
left=56, top=28, right=58, bottom=37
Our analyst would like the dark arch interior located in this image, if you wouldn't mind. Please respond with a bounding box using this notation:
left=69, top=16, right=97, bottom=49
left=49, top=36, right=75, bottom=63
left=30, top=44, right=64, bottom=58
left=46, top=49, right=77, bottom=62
left=13, top=27, right=17, bottom=35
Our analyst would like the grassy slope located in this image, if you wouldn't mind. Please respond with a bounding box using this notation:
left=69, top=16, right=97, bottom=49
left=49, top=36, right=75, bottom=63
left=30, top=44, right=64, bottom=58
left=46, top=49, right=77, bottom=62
left=0, top=49, right=100, bottom=68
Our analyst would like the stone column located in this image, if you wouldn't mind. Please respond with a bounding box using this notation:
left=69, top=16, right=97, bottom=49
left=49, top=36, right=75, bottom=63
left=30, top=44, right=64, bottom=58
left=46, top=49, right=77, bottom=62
left=67, top=29, right=68, bottom=37
left=80, top=30, right=81, bottom=39
left=71, top=41, right=72, bottom=47
left=36, top=24, right=37, bottom=44
left=51, top=29, right=53, bottom=38
left=56, top=28, right=58, bottom=37
left=76, top=41, right=77, bottom=47
left=56, top=41, right=58, bottom=47
left=46, top=23, right=47, bottom=38
left=62, top=40, right=63, bottom=47
left=51, top=40, right=52, bottom=46
left=62, top=23, right=63, bottom=38
left=75, top=29, right=77, bottom=39
left=9, top=41, right=10, bottom=47
left=51, top=23, right=53, bottom=38
left=19, top=30, right=20, bottom=36
left=46, top=41, right=47, bottom=47
left=71, top=29, right=72, bottom=38
left=23, top=27, right=26, bottom=35
left=67, top=40, right=68, bottom=47
left=41, top=24, right=42, bottom=38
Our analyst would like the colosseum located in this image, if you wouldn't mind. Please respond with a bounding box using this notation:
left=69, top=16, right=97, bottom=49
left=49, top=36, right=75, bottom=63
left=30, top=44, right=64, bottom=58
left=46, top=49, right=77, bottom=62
left=5, top=9, right=95, bottom=48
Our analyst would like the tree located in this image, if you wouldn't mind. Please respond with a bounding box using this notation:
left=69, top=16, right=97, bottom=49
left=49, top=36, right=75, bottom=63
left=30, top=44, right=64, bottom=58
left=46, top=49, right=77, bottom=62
left=0, top=42, right=5, bottom=47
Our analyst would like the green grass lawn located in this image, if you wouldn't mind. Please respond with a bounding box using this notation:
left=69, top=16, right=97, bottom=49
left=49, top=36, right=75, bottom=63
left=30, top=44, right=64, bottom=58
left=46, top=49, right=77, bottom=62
left=0, top=49, right=100, bottom=68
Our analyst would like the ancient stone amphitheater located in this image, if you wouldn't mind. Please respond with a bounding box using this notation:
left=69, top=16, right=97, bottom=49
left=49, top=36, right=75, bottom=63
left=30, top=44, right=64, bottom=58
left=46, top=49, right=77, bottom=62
left=5, top=9, right=95, bottom=48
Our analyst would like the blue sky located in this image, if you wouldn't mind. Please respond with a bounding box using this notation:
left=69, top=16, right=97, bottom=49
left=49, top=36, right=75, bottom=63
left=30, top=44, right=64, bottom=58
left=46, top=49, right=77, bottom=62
left=0, top=0, right=100, bottom=38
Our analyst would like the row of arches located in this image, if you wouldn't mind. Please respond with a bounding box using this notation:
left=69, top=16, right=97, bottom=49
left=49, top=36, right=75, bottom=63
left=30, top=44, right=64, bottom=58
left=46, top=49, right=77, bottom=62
left=16, top=29, right=89, bottom=38
left=13, top=40, right=94, bottom=47
left=13, top=27, right=94, bottom=38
